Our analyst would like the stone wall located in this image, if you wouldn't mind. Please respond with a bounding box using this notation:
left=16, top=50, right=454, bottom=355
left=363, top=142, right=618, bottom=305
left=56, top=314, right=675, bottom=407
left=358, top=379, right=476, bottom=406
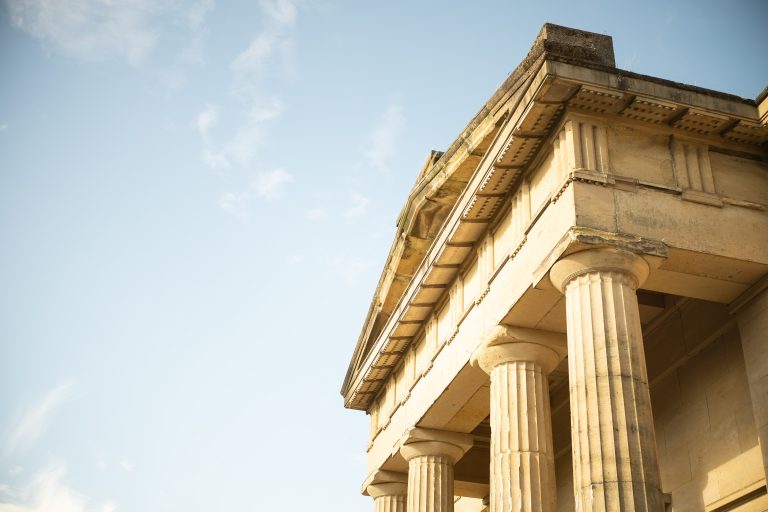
left=554, top=301, right=767, bottom=511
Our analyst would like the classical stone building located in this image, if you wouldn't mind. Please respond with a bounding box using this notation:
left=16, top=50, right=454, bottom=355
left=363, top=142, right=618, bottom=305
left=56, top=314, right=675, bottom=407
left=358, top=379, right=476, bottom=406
left=341, top=25, right=768, bottom=512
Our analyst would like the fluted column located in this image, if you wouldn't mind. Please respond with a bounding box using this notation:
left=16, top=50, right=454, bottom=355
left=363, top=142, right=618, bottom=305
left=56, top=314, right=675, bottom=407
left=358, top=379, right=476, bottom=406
left=550, top=248, right=663, bottom=511
left=473, top=326, right=566, bottom=512
left=400, top=430, right=471, bottom=512
left=368, top=482, right=407, bottom=512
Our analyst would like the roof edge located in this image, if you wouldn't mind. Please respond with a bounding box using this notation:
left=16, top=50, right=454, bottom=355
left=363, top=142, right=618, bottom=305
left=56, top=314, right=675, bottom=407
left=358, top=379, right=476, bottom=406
left=341, top=24, right=620, bottom=400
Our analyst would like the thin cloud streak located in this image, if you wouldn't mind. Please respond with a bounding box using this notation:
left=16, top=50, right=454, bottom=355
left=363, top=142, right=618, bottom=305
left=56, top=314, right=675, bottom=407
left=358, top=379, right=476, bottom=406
left=344, top=192, right=370, bottom=218
left=218, top=169, right=295, bottom=219
left=6, top=0, right=214, bottom=66
left=198, top=0, right=296, bottom=174
left=259, top=0, right=297, bottom=26
left=328, top=254, right=376, bottom=284
left=196, top=104, right=219, bottom=139
left=364, top=102, right=405, bottom=173
left=306, top=207, right=328, bottom=222
left=230, top=34, right=275, bottom=76
left=218, top=191, right=252, bottom=220
left=3, top=381, right=73, bottom=456
left=0, top=464, right=86, bottom=512
left=201, top=99, right=284, bottom=169
left=254, top=168, right=293, bottom=200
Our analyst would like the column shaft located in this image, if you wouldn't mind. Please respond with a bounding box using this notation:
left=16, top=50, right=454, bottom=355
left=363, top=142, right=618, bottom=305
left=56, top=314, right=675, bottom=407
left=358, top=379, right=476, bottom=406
left=374, top=495, right=406, bottom=512
left=563, top=269, right=662, bottom=511
left=489, top=360, right=556, bottom=512
left=407, top=454, right=454, bottom=512
left=368, top=480, right=408, bottom=512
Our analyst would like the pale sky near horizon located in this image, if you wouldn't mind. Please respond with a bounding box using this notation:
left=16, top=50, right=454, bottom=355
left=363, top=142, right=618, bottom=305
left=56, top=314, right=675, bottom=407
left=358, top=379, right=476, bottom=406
left=0, top=1, right=766, bottom=511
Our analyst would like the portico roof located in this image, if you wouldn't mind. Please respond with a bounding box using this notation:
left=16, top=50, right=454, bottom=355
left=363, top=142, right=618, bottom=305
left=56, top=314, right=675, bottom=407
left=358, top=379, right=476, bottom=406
left=341, top=23, right=768, bottom=411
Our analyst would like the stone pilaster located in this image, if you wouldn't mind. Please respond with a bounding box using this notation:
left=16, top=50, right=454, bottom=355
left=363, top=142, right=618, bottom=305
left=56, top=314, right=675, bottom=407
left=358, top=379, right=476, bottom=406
left=400, top=429, right=473, bottom=512
left=550, top=248, right=664, bottom=512
left=367, top=482, right=407, bottom=512
left=473, top=326, right=566, bottom=512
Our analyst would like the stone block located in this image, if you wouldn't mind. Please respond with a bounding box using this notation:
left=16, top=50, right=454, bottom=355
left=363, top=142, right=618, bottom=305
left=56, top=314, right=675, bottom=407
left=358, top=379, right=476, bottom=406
left=663, top=395, right=709, bottom=452
left=659, top=444, right=692, bottom=492
left=714, top=445, right=765, bottom=500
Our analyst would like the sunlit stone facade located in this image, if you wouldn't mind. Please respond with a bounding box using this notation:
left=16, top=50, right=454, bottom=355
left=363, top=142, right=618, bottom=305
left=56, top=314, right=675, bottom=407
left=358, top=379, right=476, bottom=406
left=341, top=24, right=768, bottom=512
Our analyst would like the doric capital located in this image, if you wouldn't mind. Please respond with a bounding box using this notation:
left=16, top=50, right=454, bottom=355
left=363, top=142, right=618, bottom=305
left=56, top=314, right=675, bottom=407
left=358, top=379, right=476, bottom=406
left=549, top=248, right=650, bottom=293
left=471, top=325, right=567, bottom=374
left=367, top=482, right=408, bottom=499
left=362, top=470, right=408, bottom=496
left=399, top=427, right=473, bottom=464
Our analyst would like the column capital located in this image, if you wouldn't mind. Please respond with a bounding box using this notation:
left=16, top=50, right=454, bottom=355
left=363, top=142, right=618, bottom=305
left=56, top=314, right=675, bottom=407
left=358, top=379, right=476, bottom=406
left=367, top=482, right=408, bottom=499
left=402, top=429, right=463, bottom=512
left=471, top=325, right=567, bottom=374
left=399, top=427, right=473, bottom=464
left=362, top=470, right=408, bottom=496
left=549, top=247, right=650, bottom=293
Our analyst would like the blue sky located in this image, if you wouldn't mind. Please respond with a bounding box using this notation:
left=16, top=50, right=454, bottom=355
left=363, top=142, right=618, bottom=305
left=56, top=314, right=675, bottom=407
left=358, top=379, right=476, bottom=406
left=0, top=1, right=766, bottom=510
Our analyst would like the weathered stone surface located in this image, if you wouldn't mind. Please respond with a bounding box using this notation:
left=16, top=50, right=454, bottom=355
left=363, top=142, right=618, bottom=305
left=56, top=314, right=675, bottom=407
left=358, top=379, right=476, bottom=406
left=368, top=483, right=407, bottom=512
left=734, top=283, right=768, bottom=483
left=401, top=443, right=459, bottom=512
left=551, top=249, right=664, bottom=511
left=474, top=327, right=566, bottom=512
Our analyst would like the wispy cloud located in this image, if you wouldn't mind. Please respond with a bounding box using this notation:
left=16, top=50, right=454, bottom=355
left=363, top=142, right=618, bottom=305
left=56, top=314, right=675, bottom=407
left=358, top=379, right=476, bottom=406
left=364, top=102, right=405, bottom=173
left=259, top=0, right=297, bottom=26
left=254, top=168, right=293, bottom=200
left=202, top=150, right=230, bottom=170
left=230, top=34, right=275, bottom=76
left=344, top=191, right=370, bottom=218
left=0, top=124, right=8, bottom=132
left=195, top=104, right=219, bottom=139
left=196, top=0, right=298, bottom=216
left=94, top=451, right=107, bottom=471
left=118, top=460, right=134, bottom=473
left=306, top=207, right=328, bottom=222
left=623, top=47, right=638, bottom=71
left=218, top=169, right=295, bottom=219
left=201, top=99, right=284, bottom=170
left=3, top=381, right=73, bottom=456
left=0, top=464, right=84, bottom=512
left=229, top=0, right=296, bottom=90
left=328, top=254, right=376, bottom=283
left=0, top=502, right=27, bottom=512
left=6, top=0, right=213, bottom=66
left=218, top=191, right=252, bottom=220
